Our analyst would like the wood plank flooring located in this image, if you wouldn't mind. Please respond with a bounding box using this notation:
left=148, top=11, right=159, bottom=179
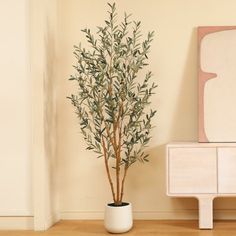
left=1, top=220, right=236, bottom=236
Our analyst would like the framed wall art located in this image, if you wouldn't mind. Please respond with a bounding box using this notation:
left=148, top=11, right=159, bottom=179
left=198, top=26, right=236, bottom=142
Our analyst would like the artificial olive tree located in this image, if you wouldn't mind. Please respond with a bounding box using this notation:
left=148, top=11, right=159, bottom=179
left=68, top=3, right=157, bottom=206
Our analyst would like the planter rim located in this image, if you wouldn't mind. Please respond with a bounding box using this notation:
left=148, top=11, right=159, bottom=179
left=106, top=202, right=131, bottom=207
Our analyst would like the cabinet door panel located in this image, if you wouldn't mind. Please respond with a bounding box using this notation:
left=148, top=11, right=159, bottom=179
left=218, top=148, right=236, bottom=193
left=168, top=148, right=217, bottom=194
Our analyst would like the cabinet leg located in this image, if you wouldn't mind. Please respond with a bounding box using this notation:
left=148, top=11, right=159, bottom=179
left=198, top=196, right=214, bottom=229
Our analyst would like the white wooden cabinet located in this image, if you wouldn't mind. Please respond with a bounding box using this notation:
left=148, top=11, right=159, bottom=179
left=167, top=143, right=236, bottom=229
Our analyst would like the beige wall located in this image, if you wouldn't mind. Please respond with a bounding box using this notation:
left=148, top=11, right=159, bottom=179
left=57, top=0, right=236, bottom=219
left=0, top=0, right=32, bottom=216
left=29, top=0, right=59, bottom=229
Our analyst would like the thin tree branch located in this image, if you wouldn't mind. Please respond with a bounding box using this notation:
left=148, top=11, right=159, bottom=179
left=101, top=135, right=116, bottom=202
left=120, top=165, right=128, bottom=203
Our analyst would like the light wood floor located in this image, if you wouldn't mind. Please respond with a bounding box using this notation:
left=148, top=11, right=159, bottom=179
left=2, top=220, right=236, bottom=236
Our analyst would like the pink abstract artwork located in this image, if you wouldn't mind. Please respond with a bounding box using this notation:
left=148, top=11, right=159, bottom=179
left=198, top=26, right=236, bottom=142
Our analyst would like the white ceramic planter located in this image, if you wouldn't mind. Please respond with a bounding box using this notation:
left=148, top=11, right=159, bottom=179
left=104, top=202, right=133, bottom=233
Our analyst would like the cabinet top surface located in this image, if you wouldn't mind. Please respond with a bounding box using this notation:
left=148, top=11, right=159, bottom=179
left=167, top=142, right=236, bottom=148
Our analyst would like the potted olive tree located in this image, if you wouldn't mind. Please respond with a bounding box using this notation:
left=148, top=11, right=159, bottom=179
left=68, top=3, right=156, bottom=233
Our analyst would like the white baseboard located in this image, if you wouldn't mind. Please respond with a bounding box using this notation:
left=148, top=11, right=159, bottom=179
left=134, top=210, right=198, bottom=220
left=34, top=213, right=60, bottom=231
left=60, top=210, right=199, bottom=220
left=46, top=213, right=60, bottom=229
left=0, top=214, right=60, bottom=231
left=60, top=211, right=104, bottom=220
left=0, top=216, right=34, bottom=230
left=1, top=211, right=234, bottom=230
left=60, top=210, right=236, bottom=220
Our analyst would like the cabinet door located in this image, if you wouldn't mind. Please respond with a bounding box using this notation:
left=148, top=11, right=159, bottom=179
left=168, top=148, right=217, bottom=194
left=218, top=148, right=236, bottom=193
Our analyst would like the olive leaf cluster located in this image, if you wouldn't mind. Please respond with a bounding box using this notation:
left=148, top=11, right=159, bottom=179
left=68, top=3, right=157, bottom=205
